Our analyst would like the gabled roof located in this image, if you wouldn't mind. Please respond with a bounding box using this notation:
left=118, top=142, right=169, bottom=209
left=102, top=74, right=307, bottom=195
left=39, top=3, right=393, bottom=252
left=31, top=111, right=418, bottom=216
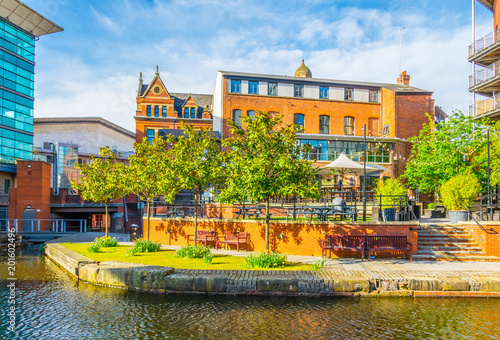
left=138, top=67, right=171, bottom=99
left=0, top=0, right=63, bottom=36
left=219, top=70, right=432, bottom=94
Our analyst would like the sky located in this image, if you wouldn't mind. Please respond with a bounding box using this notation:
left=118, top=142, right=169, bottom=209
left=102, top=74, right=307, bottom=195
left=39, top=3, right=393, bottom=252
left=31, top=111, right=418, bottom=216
left=22, top=0, right=494, bottom=132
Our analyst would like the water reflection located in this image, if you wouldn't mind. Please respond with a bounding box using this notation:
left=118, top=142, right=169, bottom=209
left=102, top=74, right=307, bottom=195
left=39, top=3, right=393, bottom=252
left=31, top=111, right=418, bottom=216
left=1, top=251, right=499, bottom=339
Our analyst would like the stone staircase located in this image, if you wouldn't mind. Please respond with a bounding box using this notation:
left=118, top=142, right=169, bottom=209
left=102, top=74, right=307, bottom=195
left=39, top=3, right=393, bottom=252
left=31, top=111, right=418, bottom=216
left=414, top=224, right=500, bottom=261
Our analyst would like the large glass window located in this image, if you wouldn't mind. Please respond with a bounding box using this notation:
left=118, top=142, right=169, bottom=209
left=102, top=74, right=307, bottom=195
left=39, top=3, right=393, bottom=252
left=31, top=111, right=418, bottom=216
left=249, top=81, right=258, bottom=94
left=162, top=106, right=167, bottom=117
left=146, top=105, right=151, bottom=117
left=268, top=82, right=277, bottom=96
left=344, top=116, right=354, bottom=135
left=230, top=80, right=241, bottom=93
left=300, top=139, right=391, bottom=163
left=146, top=129, right=155, bottom=143
left=320, top=86, right=329, bottom=99
left=344, top=88, right=353, bottom=101
left=294, top=113, right=305, bottom=132
left=0, top=21, right=35, bottom=62
left=56, top=145, right=78, bottom=189
left=369, top=90, right=378, bottom=103
left=319, top=115, right=330, bottom=134
left=294, top=84, right=304, bottom=98
left=154, top=106, right=159, bottom=117
left=190, top=107, right=195, bottom=119
left=233, top=109, right=242, bottom=126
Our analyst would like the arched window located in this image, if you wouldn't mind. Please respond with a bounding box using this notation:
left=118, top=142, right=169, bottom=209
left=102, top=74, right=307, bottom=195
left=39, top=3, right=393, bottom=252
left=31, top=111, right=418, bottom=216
left=247, top=110, right=256, bottom=120
left=344, top=116, right=354, bottom=135
left=319, top=115, right=330, bottom=134
left=233, top=109, right=242, bottom=126
left=294, top=114, right=305, bottom=132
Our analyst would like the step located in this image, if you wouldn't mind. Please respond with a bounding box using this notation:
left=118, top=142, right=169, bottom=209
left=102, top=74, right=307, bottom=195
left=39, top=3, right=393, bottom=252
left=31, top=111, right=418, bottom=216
left=418, top=245, right=483, bottom=251
left=413, top=254, right=500, bottom=261
left=417, top=250, right=486, bottom=256
left=418, top=232, right=470, bottom=237
left=418, top=237, right=474, bottom=243
left=420, top=226, right=468, bottom=231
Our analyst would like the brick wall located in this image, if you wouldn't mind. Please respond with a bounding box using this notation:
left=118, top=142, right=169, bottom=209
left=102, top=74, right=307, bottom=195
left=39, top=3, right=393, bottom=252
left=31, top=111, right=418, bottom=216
left=463, top=222, right=500, bottom=257
left=146, top=217, right=418, bottom=258
left=396, top=94, right=434, bottom=141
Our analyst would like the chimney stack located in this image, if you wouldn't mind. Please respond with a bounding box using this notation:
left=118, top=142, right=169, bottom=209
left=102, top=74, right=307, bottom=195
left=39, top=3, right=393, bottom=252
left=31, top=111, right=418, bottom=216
left=397, top=70, right=410, bottom=85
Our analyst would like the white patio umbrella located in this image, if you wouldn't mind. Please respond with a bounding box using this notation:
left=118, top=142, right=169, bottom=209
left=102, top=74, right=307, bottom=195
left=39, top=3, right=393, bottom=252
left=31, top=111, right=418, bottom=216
left=318, top=153, right=378, bottom=187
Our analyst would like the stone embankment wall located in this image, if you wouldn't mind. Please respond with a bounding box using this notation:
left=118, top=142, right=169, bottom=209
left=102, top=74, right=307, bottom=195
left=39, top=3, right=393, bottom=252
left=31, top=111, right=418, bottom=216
left=146, top=217, right=418, bottom=258
left=46, top=243, right=500, bottom=297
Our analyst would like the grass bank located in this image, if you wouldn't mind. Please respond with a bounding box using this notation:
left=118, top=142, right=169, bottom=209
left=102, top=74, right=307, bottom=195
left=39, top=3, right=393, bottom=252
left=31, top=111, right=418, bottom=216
left=61, top=243, right=313, bottom=271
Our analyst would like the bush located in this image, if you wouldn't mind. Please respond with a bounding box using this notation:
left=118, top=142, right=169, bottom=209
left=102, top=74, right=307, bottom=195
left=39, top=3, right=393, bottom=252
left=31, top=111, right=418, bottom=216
left=245, top=251, right=287, bottom=268
left=94, top=236, right=118, bottom=248
left=312, top=259, right=325, bottom=271
left=125, top=247, right=138, bottom=257
left=87, top=242, right=101, bottom=253
left=175, top=243, right=211, bottom=259
left=441, top=172, right=480, bottom=211
left=374, top=178, right=407, bottom=209
left=203, top=253, right=213, bottom=265
left=133, top=238, right=161, bottom=253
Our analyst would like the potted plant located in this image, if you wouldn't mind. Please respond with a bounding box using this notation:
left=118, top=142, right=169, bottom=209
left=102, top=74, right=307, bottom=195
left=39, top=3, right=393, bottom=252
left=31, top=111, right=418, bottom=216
left=440, top=172, right=480, bottom=224
left=374, top=178, right=407, bottom=221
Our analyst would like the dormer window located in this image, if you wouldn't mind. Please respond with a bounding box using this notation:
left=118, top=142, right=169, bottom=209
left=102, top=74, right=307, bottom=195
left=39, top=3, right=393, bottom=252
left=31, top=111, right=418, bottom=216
left=230, top=80, right=241, bottom=93
left=294, top=84, right=304, bottom=98
left=268, top=82, right=277, bottom=96
left=190, top=107, right=195, bottom=119
left=344, top=88, right=353, bottom=101
left=319, top=86, right=328, bottom=99
left=184, top=107, right=189, bottom=118
left=249, top=81, right=258, bottom=94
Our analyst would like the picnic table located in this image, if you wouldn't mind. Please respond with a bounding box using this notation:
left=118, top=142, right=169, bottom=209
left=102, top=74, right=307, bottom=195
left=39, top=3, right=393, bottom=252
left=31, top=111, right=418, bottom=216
left=167, top=206, right=195, bottom=218
left=285, top=205, right=358, bottom=221
left=236, top=206, right=271, bottom=219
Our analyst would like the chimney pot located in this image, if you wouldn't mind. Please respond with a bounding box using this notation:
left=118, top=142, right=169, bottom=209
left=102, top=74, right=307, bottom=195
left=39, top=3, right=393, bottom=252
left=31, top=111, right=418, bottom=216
left=397, top=71, right=410, bottom=85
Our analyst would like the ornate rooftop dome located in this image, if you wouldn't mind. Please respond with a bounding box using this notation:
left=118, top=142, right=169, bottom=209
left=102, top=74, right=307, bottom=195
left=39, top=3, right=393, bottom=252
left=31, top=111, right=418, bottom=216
left=294, top=59, right=312, bottom=78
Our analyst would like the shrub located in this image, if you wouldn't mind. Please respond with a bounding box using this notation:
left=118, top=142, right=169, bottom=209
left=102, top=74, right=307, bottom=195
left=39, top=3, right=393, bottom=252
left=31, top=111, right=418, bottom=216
left=203, top=253, right=213, bottom=265
left=440, top=172, right=480, bottom=211
left=132, top=238, right=161, bottom=253
left=312, top=259, right=325, bottom=271
left=175, top=243, right=211, bottom=259
left=125, top=247, right=138, bottom=257
left=245, top=251, right=287, bottom=268
left=374, top=178, right=407, bottom=209
left=94, top=236, right=118, bottom=248
left=87, top=242, right=101, bottom=253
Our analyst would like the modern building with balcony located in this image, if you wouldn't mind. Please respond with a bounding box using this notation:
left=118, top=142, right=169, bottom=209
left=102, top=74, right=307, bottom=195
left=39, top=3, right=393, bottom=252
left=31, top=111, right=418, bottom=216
left=469, top=0, right=500, bottom=119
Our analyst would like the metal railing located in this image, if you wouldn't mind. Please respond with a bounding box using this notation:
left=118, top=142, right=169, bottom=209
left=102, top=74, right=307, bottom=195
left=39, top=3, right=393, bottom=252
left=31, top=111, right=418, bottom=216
left=469, top=93, right=500, bottom=117
left=459, top=199, right=495, bottom=233
left=1, top=219, right=88, bottom=233
left=468, top=27, right=500, bottom=57
left=469, top=60, right=500, bottom=88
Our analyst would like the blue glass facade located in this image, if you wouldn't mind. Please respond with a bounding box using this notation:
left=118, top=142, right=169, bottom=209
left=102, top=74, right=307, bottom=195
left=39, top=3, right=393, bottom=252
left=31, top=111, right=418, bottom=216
left=0, top=19, right=35, bottom=168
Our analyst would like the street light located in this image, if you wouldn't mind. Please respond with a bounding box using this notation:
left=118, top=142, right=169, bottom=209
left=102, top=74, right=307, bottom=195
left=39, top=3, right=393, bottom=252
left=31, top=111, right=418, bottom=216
left=363, top=124, right=367, bottom=221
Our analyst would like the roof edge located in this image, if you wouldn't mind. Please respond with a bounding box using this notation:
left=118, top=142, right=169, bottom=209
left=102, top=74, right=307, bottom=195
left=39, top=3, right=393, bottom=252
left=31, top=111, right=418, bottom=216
left=34, top=117, right=135, bottom=139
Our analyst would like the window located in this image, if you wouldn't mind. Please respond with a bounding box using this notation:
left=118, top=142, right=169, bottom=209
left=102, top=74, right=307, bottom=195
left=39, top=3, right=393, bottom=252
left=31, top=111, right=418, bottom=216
left=146, top=129, right=155, bottom=143
left=162, top=106, right=167, bottom=117
left=268, top=82, right=277, bottom=96
left=299, top=139, right=391, bottom=163
left=294, top=84, right=304, bottom=98
left=344, top=116, right=354, bottom=135
left=4, top=179, right=10, bottom=194
left=230, top=79, right=241, bottom=93
left=233, top=109, right=242, bottom=126
left=154, top=106, right=159, bottom=117
left=294, top=113, right=305, bottom=132
left=369, top=90, right=378, bottom=103
left=344, top=88, right=353, bottom=101
left=146, top=105, right=151, bottom=117
left=382, top=124, right=390, bottom=135
left=319, top=115, right=330, bottom=134
left=190, top=107, right=195, bottom=119
left=184, top=108, right=189, bottom=118
left=320, top=86, right=329, bottom=99
left=247, top=110, right=256, bottom=120
left=249, top=81, right=259, bottom=94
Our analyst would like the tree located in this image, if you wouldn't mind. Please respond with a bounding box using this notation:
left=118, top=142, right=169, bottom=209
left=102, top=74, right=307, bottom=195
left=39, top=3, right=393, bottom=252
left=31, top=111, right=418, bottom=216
left=404, top=111, right=489, bottom=195
left=171, top=124, right=223, bottom=243
left=72, top=147, right=128, bottom=237
left=128, top=137, right=179, bottom=240
left=220, top=111, right=320, bottom=250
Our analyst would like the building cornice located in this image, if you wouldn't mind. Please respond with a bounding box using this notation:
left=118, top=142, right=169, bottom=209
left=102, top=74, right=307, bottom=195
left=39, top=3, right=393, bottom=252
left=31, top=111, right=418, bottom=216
left=34, top=117, right=135, bottom=139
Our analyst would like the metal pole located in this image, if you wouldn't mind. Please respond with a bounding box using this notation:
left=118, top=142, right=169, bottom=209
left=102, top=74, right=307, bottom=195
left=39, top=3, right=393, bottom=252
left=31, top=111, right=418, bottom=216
left=488, top=127, right=493, bottom=221
left=362, top=125, right=367, bottom=221
left=472, top=0, right=476, bottom=117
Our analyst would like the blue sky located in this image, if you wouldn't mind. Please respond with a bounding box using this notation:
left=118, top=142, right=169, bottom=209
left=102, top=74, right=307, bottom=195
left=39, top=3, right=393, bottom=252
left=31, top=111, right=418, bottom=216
left=22, top=0, right=493, bottom=132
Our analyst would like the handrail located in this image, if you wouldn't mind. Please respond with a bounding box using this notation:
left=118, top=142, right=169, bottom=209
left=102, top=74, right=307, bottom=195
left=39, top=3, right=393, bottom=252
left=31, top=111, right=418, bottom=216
left=405, top=201, right=421, bottom=230
left=469, top=93, right=500, bottom=117
left=468, top=27, right=500, bottom=57
left=469, top=59, right=500, bottom=88
left=458, top=199, right=495, bottom=233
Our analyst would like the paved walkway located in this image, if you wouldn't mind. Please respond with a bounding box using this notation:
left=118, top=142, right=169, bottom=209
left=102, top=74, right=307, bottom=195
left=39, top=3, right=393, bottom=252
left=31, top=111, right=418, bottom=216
left=47, top=232, right=500, bottom=280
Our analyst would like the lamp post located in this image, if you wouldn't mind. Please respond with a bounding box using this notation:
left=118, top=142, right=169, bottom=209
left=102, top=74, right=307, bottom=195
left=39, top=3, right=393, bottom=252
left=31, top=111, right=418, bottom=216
left=363, top=124, right=367, bottom=221
left=488, top=126, right=492, bottom=221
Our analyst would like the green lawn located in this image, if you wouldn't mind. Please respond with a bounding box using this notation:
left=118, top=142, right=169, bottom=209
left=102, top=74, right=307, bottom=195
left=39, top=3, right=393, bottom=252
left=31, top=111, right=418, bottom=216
left=62, top=243, right=313, bottom=271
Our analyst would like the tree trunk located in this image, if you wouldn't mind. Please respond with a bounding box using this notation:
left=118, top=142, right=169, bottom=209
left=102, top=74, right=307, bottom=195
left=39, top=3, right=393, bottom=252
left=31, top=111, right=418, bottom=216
left=105, top=202, right=109, bottom=238
left=194, top=190, right=199, bottom=244
left=265, top=198, right=270, bottom=251
left=146, top=200, right=151, bottom=240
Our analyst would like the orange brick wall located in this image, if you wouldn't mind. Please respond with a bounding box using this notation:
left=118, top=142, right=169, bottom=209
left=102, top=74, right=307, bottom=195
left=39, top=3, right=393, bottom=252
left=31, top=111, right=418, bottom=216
left=396, top=94, right=434, bottom=141
left=494, top=0, right=500, bottom=30
left=381, top=88, right=396, bottom=137
left=146, top=217, right=418, bottom=258
left=464, top=222, right=500, bottom=257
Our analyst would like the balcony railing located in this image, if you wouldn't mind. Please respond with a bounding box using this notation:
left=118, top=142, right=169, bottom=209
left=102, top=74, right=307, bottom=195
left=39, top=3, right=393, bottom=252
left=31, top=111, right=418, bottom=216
left=469, top=60, right=500, bottom=88
left=469, top=27, right=500, bottom=57
left=469, top=93, right=500, bottom=117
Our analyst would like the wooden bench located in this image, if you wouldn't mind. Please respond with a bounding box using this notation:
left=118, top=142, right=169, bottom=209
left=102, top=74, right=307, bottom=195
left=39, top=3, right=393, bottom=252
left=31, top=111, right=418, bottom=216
left=216, top=231, right=248, bottom=251
left=187, top=230, right=216, bottom=247
left=321, top=235, right=368, bottom=260
left=365, top=235, right=412, bottom=261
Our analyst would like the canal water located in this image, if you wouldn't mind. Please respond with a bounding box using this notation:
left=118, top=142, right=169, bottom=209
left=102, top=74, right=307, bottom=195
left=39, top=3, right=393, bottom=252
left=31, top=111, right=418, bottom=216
left=1, top=250, right=499, bottom=340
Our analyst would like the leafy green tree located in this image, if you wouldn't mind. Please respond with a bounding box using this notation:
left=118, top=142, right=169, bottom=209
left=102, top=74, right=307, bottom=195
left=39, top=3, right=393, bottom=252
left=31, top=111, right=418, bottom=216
left=404, top=111, right=489, bottom=194
left=220, top=111, right=320, bottom=250
left=128, top=137, right=179, bottom=240
left=72, top=147, right=128, bottom=237
left=440, top=172, right=480, bottom=211
left=171, top=124, right=223, bottom=243
left=374, top=178, right=407, bottom=209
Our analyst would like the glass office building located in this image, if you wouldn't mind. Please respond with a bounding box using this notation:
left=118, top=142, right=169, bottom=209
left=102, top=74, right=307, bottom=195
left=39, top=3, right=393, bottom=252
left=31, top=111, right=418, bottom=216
left=0, top=1, right=62, bottom=173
